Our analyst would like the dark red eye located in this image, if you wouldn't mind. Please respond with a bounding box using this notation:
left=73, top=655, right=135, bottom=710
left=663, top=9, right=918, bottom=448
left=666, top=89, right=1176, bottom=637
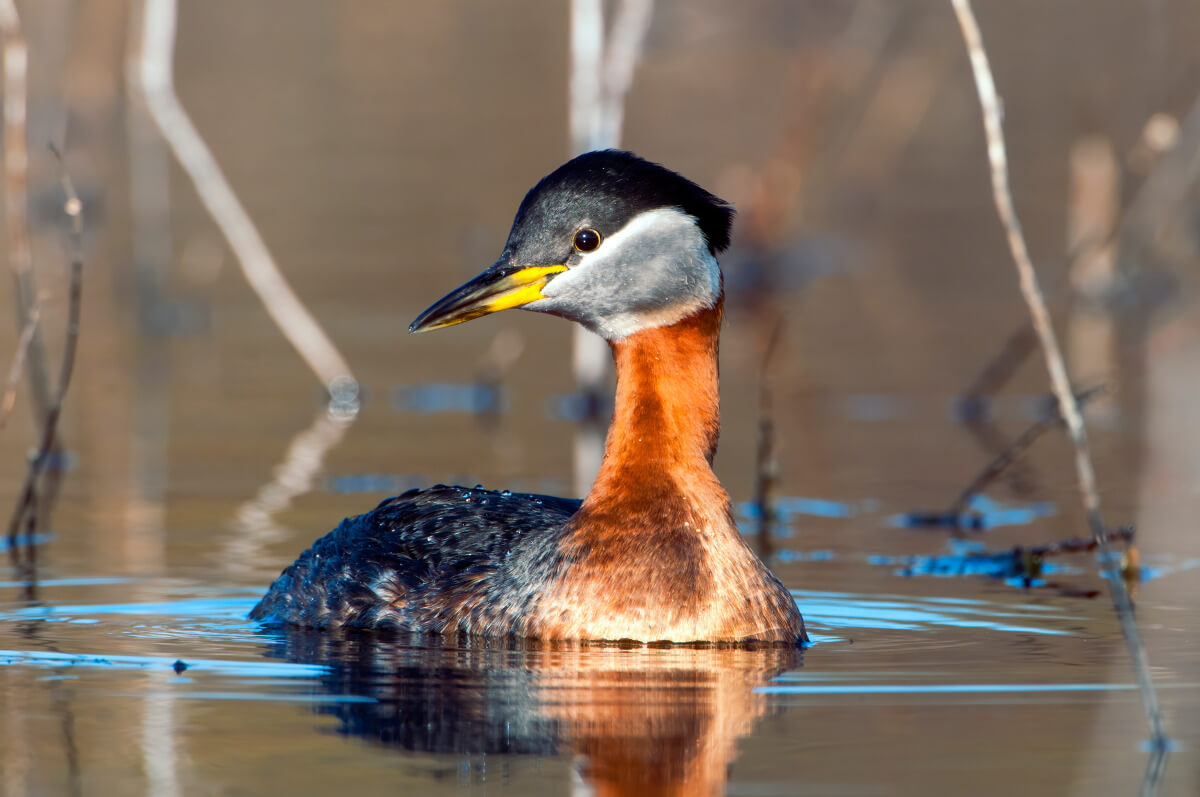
left=573, top=228, right=601, bottom=253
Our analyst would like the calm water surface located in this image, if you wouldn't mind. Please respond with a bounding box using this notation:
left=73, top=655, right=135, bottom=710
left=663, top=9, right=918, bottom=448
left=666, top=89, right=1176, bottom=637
left=2, top=554, right=1197, bottom=795
left=2, top=2, right=1200, bottom=795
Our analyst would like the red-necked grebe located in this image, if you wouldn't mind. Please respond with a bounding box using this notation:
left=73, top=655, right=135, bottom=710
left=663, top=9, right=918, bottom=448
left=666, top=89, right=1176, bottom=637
left=250, top=150, right=806, bottom=644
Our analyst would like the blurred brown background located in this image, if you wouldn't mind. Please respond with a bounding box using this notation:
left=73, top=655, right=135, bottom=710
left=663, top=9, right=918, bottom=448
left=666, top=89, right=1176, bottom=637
left=6, top=1, right=1197, bottom=553
left=1, top=2, right=1199, bottom=795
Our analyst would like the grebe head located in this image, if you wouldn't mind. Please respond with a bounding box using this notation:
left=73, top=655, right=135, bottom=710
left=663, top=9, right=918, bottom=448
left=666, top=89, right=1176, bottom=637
left=409, top=150, right=734, bottom=340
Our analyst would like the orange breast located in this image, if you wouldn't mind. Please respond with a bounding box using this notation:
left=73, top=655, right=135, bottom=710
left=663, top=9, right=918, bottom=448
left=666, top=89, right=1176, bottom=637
left=527, top=301, right=805, bottom=643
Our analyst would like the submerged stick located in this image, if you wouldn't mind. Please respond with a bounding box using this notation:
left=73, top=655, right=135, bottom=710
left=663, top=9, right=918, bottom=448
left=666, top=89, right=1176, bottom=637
left=960, top=322, right=1038, bottom=402
left=950, top=0, right=1166, bottom=748
left=751, top=318, right=783, bottom=558
left=1013, top=527, right=1138, bottom=591
left=138, top=0, right=356, bottom=401
left=48, top=144, right=83, bottom=404
left=0, top=305, right=40, bottom=430
left=947, top=383, right=1109, bottom=517
left=1023, top=526, right=1134, bottom=559
left=223, top=408, right=354, bottom=578
left=5, top=146, right=84, bottom=562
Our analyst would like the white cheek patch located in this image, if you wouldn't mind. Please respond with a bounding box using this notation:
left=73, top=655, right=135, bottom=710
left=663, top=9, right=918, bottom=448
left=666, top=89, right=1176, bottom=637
left=535, top=207, right=721, bottom=340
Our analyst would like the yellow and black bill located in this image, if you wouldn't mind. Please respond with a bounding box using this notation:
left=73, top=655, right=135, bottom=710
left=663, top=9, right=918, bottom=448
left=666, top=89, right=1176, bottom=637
left=409, top=262, right=567, bottom=333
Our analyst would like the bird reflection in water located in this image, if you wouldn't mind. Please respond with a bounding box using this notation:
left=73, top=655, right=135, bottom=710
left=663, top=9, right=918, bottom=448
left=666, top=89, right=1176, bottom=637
left=263, top=629, right=801, bottom=796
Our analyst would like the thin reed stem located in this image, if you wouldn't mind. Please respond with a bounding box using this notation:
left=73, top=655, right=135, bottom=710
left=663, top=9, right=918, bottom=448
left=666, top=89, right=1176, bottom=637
left=137, top=0, right=356, bottom=400
left=951, top=0, right=1167, bottom=748
left=567, top=0, right=655, bottom=494
left=0, top=305, right=40, bottom=430
left=752, top=318, right=784, bottom=558
left=5, top=146, right=84, bottom=563
left=948, top=384, right=1108, bottom=517
left=0, top=0, right=53, bottom=427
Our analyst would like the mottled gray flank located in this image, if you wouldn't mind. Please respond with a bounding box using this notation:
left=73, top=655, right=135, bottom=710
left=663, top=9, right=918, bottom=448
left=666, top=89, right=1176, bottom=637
left=249, top=486, right=581, bottom=633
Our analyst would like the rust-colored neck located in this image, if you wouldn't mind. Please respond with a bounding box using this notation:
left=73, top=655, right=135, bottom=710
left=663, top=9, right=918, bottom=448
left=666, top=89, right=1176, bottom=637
left=536, top=295, right=805, bottom=643
left=583, top=300, right=723, bottom=512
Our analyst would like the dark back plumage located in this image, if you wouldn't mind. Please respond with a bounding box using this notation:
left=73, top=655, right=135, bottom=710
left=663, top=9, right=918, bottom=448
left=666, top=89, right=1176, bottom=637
left=249, top=486, right=580, bottom=631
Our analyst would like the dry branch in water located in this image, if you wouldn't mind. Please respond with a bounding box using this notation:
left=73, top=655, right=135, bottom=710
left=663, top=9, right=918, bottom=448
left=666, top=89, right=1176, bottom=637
left=6, top=145, right=84, bottom=567
left=223, top=410, right=353, bottom=579
left=996, top=527, right=1135, bottom=589
left=946, top=383, right=1109, bottom=518
left=138, top=0, right=356, bottom=402
left=751, top=319, right=784, bottom=558
left=950, top=0, right=1167, bottom=748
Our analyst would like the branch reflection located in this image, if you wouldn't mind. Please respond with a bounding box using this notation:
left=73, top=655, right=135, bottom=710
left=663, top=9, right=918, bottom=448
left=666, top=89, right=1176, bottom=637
left=221, top=403, right=355, bottom=579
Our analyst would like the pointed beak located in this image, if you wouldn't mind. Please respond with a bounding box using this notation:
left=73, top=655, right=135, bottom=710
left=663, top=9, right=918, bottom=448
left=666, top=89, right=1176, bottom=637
left=409, top=262, right=568, bottom=334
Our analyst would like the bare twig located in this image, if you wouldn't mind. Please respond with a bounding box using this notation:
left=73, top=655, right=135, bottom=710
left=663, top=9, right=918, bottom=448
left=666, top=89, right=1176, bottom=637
left=961, top=322, right=1039, bottom=400
left=1023, top=526, right=1134, bottom=559
left=569, top=0, right=655, bottom=154
left=947, top=383, right=1109, bottom=517
left=567, top=0, right=610, bottom=495
left=1142, top=744, right=1170, bottom=797
left=961, top=96, right=1200, bottom=406
left=0, top=305, right=40, bottom=429
left=1121, top=95, right=1200, bottom=263
left=135, top=0, right=363, bottom=579
left=954, top=322, right=1043, bottom=498
left=567, top=0, right=655, bottom=494
left=137, top=0, right=357, bottom=401
left=1014, top=527, right=1138, bottom=590
left=597, top=0, right=655, bottom=149
left=222, top=408, right=353, bottom=578
left=752, top=318, right=784, bottom=558
left=6, top=145, right=84, bottom=565
left=48, top=144, right=83, bottom=389
left=569, top=0, right=605, bottom=155
left=951, top=0, right=1166, bottom=748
